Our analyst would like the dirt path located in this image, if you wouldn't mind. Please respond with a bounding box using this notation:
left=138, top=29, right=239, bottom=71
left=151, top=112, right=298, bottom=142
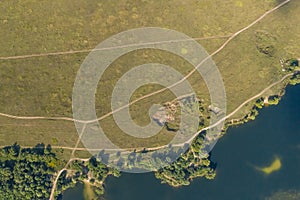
left=48, top=124, right=87, bottom=200
left=0, top=1, right=292, bottom=199
left=1, top=70, right=295, bottom=196
left=0, top=0, right=291, bottom=127
left=0, top=0, right=292, bottom=158
left=2, top=71, right=296, bottom=155
left=0, top=113, right=76, bottom=122
left=0, top=35, right=231, bottom=60
left=39, top=1, right=297, bottom=197
left=87, top=0, right=291, bottom=125
left=146, top=71, right=296, bottom=152
left=48, top=157, right=89, bottom=200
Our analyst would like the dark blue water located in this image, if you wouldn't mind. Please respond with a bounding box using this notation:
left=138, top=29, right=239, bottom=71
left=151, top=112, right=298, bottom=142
left=63, top=183, right=85, bottom=200
left=64, top=84, right=300, bottom=200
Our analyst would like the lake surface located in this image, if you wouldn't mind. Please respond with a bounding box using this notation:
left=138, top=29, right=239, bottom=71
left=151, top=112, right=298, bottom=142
left=62, top=183, right=85, bottom=200
left=64, top=84, right=300, bottom=200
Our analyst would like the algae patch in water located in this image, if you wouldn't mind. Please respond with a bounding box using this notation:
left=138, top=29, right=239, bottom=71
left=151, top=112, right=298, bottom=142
left=83, top=182, right=98, bottom=200
left=256, top=156, right=282, bottom=175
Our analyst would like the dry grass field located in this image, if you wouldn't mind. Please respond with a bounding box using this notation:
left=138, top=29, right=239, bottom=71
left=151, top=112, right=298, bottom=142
left=0, top=0, right=299, bottom=154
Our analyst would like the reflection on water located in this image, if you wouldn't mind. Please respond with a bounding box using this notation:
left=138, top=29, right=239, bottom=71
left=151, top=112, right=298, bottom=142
left=265, top=189, right=300, bottom=200
left=83, top=182, right=98, bottom=200
left=63, top=183, right=84, bottom=200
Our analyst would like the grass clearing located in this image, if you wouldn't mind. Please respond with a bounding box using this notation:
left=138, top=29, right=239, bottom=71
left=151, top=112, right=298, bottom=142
left=0, top=0, right=299, bottom=150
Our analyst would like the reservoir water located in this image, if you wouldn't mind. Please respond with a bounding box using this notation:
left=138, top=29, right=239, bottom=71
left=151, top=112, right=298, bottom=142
left=64, top=84, right=300, bottom=200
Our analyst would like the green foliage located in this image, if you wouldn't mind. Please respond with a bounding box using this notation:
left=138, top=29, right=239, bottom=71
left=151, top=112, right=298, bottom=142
left=289, top=73, right=300, bottom=85
left=0, top=0, right=299, bottom=196
left=155, top=135, right=216, bottom=187
left=88, top=157, right=109, bottom=182
left=0, top=144, right=58, bottom=200
left=268, top=95, right=280, bottom=105
left=255, top=98, right=265, bottom=109
left=51, top=138, right=58, bottom=145
left=56, top=170, right=76, bottom=196
left=65, top=156, right=119, bottom=197
left=288, top=59, right=299, bottom=67
left=285, top=58, right=299, bottom=71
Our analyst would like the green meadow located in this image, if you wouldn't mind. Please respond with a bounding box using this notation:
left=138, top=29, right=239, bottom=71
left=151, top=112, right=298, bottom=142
left=0, top=0, right=299, bottom=151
